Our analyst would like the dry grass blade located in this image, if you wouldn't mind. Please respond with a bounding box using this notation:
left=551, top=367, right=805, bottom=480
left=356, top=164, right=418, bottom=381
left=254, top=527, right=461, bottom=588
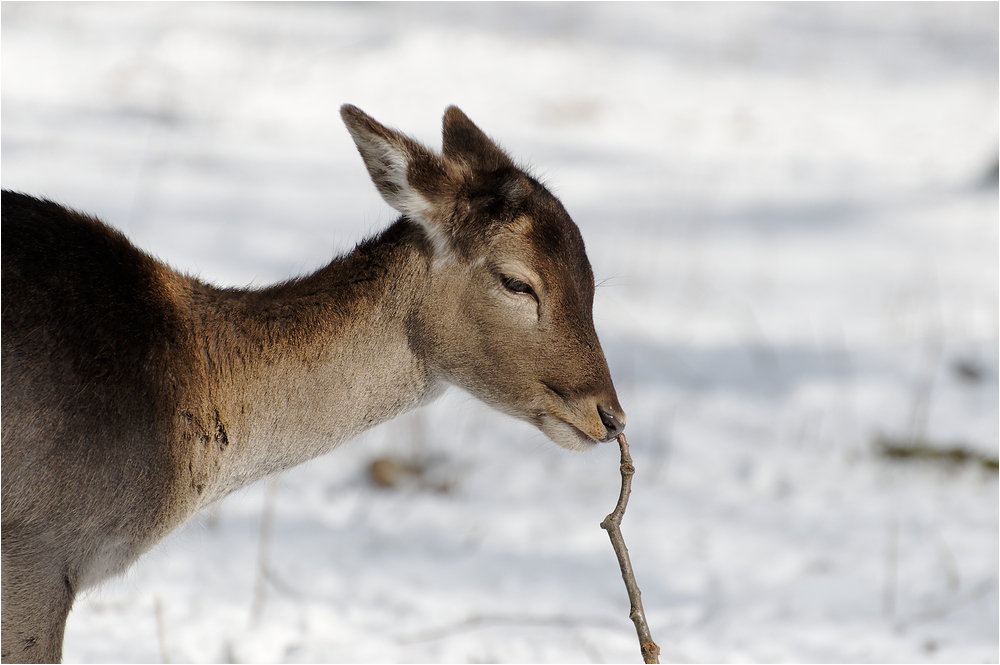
left=601, top=433, right=660, bottom=664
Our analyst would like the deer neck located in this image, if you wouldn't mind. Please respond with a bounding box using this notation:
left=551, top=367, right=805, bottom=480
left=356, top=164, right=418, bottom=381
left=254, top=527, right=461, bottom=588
left=188, top=220, right=442, bottom=502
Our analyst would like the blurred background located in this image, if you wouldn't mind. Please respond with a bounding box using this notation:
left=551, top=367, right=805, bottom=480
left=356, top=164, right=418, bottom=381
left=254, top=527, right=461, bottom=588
left=2, top=2, right=997, bottom=662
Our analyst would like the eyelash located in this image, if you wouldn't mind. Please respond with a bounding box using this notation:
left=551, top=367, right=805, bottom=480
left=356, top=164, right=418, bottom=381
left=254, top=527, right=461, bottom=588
left=501, top=275, right=538, bottom=301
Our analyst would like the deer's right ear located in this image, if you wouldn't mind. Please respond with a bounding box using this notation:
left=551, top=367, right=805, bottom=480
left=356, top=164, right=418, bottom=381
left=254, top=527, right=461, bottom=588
left=340, top=105, right=453, bottom=243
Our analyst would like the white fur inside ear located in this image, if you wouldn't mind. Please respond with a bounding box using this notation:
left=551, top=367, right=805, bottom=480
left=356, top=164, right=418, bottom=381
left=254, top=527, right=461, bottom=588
left=361, top=135, right=452, bottom=259
left=346, top=122, right=456, bottom=263
left=354, top=134, right=429, bottom=219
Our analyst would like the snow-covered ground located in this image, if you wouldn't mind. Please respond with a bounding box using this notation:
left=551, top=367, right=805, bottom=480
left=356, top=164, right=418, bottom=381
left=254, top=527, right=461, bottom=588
left=2, top=3, right=997, bottom=662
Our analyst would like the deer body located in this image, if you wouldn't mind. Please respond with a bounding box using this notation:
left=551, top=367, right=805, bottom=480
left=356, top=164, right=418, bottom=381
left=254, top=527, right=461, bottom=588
left=1, top=106, right=624, bottom=663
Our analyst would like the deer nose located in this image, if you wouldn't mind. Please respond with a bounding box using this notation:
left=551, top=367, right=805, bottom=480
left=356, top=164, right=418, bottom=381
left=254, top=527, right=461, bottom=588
left=597, top=405, right=625, bottom=440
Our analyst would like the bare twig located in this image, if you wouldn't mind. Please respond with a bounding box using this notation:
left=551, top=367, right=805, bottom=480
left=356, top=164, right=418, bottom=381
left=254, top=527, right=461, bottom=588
left=154, top=596, right=170, bottom=664
left=601, top=434, right=660, bottom=664
left=395, top=613, right=619, bottom=644
left=883, top=520, right=898, bottom=620
left=897, top=578, right=997, bottom=628
left=250, top=475, right=280, bottom=626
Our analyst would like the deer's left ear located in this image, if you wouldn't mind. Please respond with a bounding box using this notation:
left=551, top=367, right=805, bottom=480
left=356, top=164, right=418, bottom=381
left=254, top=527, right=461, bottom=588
left=442, top=106, right=515, bottom=173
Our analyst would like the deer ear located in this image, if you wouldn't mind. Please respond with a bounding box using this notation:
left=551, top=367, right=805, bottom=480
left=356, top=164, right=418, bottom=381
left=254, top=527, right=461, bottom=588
left=442, top=106, right=515, bottom=172
left=341, top=105, right=451, bottom=228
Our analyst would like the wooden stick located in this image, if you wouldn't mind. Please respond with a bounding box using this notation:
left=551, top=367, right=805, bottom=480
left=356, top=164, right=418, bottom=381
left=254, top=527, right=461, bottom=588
left=601, top=433, right=660, bottom=664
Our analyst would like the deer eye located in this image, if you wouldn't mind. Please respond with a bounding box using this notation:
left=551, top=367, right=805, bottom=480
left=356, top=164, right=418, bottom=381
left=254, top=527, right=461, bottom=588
left=501, top=275, right=537, bottom=300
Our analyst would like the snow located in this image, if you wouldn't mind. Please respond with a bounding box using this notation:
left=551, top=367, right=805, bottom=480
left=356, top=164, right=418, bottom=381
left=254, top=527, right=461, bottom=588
left=2, top=3, right=997, bottom=663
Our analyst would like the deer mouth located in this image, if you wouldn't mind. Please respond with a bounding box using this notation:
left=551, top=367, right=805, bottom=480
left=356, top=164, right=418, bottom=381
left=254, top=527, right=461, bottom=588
left=537, top=382, right=606, bottom=450
left=535, top=411, right=603, bottom=451
left=569, top=423, right=600, bottom=446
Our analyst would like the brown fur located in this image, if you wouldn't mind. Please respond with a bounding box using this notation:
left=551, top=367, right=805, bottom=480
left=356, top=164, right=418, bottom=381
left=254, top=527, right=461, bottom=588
left=0, top=106, right=624, bottom=662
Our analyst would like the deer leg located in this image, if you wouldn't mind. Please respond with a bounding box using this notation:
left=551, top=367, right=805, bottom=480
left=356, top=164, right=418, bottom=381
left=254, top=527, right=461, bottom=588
left=1, top=543, right=75, bottom=664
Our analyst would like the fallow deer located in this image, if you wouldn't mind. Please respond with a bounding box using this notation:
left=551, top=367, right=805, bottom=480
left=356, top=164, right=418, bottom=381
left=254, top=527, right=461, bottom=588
left=1, top=105, right=625, bottom=663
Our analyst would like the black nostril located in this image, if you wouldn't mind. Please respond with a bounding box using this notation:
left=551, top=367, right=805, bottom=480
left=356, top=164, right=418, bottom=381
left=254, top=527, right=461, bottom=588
left=597, top=406, right=625, bottom=440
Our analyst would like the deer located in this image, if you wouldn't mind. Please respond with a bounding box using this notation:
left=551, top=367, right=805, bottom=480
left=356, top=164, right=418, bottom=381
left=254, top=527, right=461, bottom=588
left=1, top=105, right=626, bottom=663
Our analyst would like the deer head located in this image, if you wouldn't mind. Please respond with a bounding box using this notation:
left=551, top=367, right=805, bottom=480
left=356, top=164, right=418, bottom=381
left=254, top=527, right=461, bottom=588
left=341, top=105, right=625, bottom=450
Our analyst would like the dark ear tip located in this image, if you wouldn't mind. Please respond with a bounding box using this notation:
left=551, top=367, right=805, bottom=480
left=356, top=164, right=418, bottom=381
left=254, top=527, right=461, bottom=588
left=340, top=104, right=366, bottom=125
left=443, top=105, right=469, bottom=124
